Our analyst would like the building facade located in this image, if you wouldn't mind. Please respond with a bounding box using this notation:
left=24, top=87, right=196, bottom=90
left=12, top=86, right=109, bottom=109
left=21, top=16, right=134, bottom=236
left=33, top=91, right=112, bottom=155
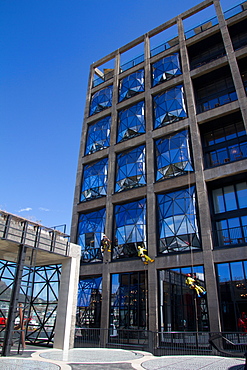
left=71, top=0, right=247, bottom=347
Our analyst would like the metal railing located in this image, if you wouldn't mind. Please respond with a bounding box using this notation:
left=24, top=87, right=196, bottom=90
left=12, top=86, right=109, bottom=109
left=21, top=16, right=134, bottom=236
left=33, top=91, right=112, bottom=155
left=120, top=54, right=144, bottom=73
left=184, top=16, right=218, bottom=40
left=0, top=211, right=70, bottom=256
left=214, top=226, right=247, bottom=247
left=74, top=328, right=247, bottom=356
left=196, top=89, right=237, bottom=114
left=224, top=1, right=247, bottom=20
left=150, top=37, right=179, bottom=58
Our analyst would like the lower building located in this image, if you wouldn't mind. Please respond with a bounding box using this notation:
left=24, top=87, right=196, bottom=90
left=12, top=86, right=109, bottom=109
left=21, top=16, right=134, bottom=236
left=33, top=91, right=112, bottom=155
left=0, top=210, right=80, bottom=355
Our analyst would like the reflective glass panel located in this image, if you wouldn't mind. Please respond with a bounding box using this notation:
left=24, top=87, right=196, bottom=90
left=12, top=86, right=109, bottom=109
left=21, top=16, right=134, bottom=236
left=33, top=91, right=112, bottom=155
left=110, top=272, right=146, bottom=331
left=115, top=145, right=146, bottom=192
left=152, top=53, right=182, bottom=87
left=224, top=185, right=237, bottom=211
left=216, top=261, right=247, bottom=331
left=80, top=158, right=108, bottom=202
left=155, top=129, right=193, bottom=181
left=77, top=209, right=106, bottom=263
left=76, top=276, right=102, bottom=328
left=212, top=188, right=225, bottom=213
left=236, top=182, right=247, bottom=209
left=159, top=267, right=208, bottom=332
left=89, top=85, right=113, bottom=116
left=153, top=85, right=187, bottom=129
left=119, top=69, right=145, bottom=102
left=113, top=199, right=146, bottom=260
left=117, top=101, right=145, bottom=142
left=85, top=116, right=111, bottom=155
left=157, top=186, right=201, bottom=253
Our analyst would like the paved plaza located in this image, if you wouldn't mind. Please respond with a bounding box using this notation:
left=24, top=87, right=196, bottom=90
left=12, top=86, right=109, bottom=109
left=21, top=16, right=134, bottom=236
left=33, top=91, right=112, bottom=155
left=0, top=347, right=246, bottom=369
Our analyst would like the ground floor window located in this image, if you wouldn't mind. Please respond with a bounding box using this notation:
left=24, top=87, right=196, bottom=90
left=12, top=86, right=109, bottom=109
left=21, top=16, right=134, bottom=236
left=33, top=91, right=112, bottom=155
left=158, top=266, right=209, bottom=332
left=110, top=271, right=147, bottom=331
left=76, top=276, right=102, bottom=328
left=216, top=261, right=247, bottom=331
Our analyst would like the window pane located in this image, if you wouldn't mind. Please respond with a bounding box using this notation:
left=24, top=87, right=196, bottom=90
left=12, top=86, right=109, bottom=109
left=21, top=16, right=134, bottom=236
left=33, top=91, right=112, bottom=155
left=212, top=188, right=225, bottom=213
left=230, top=261, right=244, bottom=281
left=119, top=69, right=145, bottom=102
left=214, top=128, right=225, bottom=143
left=236, top=182, right=247, bottom=208
left=217, top=263, right=230, bottom=282
left=224, top=185, right=237, bottom=211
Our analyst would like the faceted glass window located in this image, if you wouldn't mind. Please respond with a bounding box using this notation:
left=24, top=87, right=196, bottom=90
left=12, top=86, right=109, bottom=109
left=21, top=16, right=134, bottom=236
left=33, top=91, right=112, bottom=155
left=80, top=158, right=108, bottom=202
left=115, top=145, right=146, bottom=193
left=119, top=69, right=145, bottom=102
left=153, top=85, right=187, bottom=129
left=85, top=116, right=111, bottom=155
left=152, top=53, right=182, bottom=87
left=110, top=272, right=146, bottom=331
left=157, top=186, right=201, bottom=254
left=77, top=208, right=106, bottom=263
left=117, top=101, right=145, bottom=143
left=77, top=276, right=102, bottom=328
left=89, top=85, right=113, bottom=116
left=155, top=129, right=194, bottom=181
left=113, top=198, right=146, bottom=260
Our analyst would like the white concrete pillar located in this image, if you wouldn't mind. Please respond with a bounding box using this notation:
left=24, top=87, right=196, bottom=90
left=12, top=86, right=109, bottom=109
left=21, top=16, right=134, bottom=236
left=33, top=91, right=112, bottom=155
left=53, top=243, right=81, bottom=350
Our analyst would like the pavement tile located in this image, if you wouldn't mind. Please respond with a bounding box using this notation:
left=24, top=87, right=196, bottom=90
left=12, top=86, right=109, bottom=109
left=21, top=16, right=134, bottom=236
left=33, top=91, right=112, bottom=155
left=70, top=363, right=134, bottom=370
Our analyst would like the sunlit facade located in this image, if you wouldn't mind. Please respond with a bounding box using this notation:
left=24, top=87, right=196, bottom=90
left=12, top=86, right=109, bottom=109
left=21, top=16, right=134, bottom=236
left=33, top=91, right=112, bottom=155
left=71, top=0, right=247, bottom=350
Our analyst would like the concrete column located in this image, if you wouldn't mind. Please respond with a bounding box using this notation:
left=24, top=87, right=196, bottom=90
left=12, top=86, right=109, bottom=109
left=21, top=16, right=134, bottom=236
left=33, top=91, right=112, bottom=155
left=100, top=52, right=120, bottom=345
left=54, top=243, right=81, bottom=350
left=178, top=15, right=221, bottom=332
left=143, top=33, right=159, bottom=334
left=214, top=0, right=247, bottom=130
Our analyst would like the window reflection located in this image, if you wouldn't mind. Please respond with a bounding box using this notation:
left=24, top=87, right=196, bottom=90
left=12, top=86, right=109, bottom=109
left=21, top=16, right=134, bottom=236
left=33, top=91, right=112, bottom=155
left=155, top=129, right=193, bottom=181
left=119, top=70, right=145, bottom=102
left=89, top=86, right=113, bottom=116
left=117, top=101, right=145, bottom=142
left=110, top=272, right=146, bottom=332
left=77, top=209, right=106, bottom=263
left=85, top=116, right=111, bottom=155
left=159, top=266, right=208, bottom=332
left=80, top=158, right=108, bottom=202
left=113, top=199, right=146, bottom=260
left=202, top=119, right=247, bottom=168
left=216, top=261, right=247, bottom=331
left=152, top=53, right=182, bottom=87
left=153, top=85, right=187, bottom=129
left=212, top=181, right=247, bottom=247
left=76, top=276, right=102, bottom=329
left=157, top=186, right=201, bottom=254
left=115, top=145, right=146, bottom=192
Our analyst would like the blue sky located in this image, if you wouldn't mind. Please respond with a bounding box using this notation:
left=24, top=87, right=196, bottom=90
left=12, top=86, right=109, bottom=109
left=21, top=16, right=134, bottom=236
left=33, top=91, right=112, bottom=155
left=0, top=0, right=242, bottom=234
